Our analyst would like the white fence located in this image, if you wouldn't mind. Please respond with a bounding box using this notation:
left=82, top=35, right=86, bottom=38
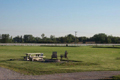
left=0, top=43, right=120, bottom=46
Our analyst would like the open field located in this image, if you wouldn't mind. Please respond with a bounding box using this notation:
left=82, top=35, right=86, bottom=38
left=0, top=45, right=120, bottom=75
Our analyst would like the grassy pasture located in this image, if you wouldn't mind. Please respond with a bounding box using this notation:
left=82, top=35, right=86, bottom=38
left=0, top=46, right=120, bottom=75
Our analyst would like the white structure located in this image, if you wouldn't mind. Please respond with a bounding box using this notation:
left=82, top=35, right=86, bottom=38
left=25, top=53, right=46, bottom=61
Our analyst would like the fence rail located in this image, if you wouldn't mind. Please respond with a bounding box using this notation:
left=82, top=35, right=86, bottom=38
left=0, top=43, right=120, bottom=46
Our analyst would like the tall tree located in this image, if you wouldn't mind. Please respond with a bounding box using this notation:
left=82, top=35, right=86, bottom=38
left=1, top=34, right=10, bottom=43
left=0, top=34, right=2, bottom=42
left=78, top=36, right=87, bottom=42
left=93, top=33, right=107, bottom=43
left=66, top=34, right=75, bottom=43
left=41, top=33, right=45, bottom=39
left=50, top=35, right=56, bottom=43
left=59, top=37, right=66, bottom=43
left=34, top=37, right=41, bottom=43
left=24, top=35, right=35, bottom=43
left=13, top=36, right=23, bottom=43
left=111, top=37, right=120, bottom=43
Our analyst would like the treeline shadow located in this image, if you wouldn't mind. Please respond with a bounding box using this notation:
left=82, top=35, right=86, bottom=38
left=61, top=60, right=83, bottom=62
left=92, top=46, right=120, bottom=49
left=40, top=45, right=80, bottom=47
left=56, top=60, right=99, bottom=66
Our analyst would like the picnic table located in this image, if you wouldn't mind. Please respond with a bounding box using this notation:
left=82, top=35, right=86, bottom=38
left=25, top=53, right=46, bottom=61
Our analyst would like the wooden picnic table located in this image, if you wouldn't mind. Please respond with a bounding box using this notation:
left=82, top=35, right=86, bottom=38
left=25, top=53, right=46, bottom=61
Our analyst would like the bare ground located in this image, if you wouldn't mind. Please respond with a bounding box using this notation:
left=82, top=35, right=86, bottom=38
left=1, top=67, right=120, bottom=80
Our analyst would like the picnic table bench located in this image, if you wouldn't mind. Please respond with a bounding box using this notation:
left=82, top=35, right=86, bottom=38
left=25, top=53, right=46, bottom=61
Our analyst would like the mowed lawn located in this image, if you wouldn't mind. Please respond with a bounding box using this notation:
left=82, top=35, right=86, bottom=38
left=0, top=46, right=120, bottom=75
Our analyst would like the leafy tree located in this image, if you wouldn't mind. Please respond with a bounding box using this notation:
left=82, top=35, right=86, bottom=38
left=0, top=34, right=2, bottom=43
left=41, top=33, right=45, bottom=39
left=13, top=36, right=23, bottom=43
left=106, top=37, right=111, bottom=43
left=34, top=37, right=41, bottom=43
left=1, top=33, right=120, bottom=43
left=59, top=37, right=66, bottom=43
left=24, top=35, right=35, bottom=43
left=106, top=35, right=112, bottom=43
left=50, top=35, right=56, bottom=43
left=78, top=36, right=87, bottom=42
left=93, top=33, right=107, bottom=43
left=1, top=34, right=10, bottom=43
left=66, top=34, right=75, bottom=43
left=9, top=36, right=13, bottom=43
left=111, top=37, right=120, bottom=43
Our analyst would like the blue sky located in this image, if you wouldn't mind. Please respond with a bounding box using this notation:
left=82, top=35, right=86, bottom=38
left=0, top=0, right=120, bottom=37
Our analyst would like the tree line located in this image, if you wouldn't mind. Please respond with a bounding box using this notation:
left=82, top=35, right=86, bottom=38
left=0, top=33, right=120, bottom=43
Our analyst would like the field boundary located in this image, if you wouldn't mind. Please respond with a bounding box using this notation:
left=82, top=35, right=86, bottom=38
left=0, top=43, right=120, bottom=46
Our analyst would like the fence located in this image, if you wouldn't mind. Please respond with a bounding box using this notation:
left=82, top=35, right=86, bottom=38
left=0, top=43, right=120, bottom=46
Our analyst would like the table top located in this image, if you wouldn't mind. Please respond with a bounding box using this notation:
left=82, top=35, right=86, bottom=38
left=26, top=53, right=43, bottom=55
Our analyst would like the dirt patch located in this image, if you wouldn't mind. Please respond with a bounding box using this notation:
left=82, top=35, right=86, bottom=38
left=1, top=67, right=120, bottom=80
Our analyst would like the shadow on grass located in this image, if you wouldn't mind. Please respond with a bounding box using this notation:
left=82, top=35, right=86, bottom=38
left=6, top=58, right=99, bottom=67
left=56, top=62, right=98, bottom=66
left=8, top=58, right=25, bottom=61
left=40, top=45, right=80, bottom=47
left=116, top=57, right=120, bottom=60
left=92, top=46, right=120, bottom=49
left=99, top=76, right=120, bottom=80
left=0, top=59, right=24, bottom=63
left=56, top=60, right=99, bottom=66
left=0, top=60, right=8, bottom=63
left=61, top=60, right=82, bottom=62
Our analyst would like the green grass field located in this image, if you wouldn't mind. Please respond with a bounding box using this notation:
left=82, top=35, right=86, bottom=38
left=0, top=45, right=120, bottom=75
